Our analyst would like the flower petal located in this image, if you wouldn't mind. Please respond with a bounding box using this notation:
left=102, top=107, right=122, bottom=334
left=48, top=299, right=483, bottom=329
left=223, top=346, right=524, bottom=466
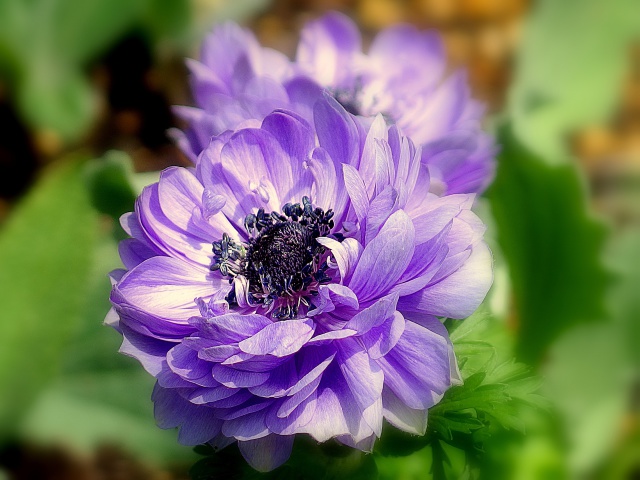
left=317, top=237, right=362, bottom=285
left=212, top=364, right=271, bottom=388
left=337, top=338, right=384, bottom=436
left=382, top=386, right=429, bottom=435
left=190, top=312, right=273, bottom=343
left=398, top=241, right=493, bottom=318
left=239, top=319, right=315, bottom=357
left=299, top=365, right=375, bottom=443
left=360, top=311, right=405, bottom=360
left=114, top=256, right=216, bottom=322
left=119, top=323, right=173, bottom=376
left=152, top=384, right=222, bottom=445
left=314, top=95, right=362, bottom=169
left=296, top=12, right=361, bottom=88
left=348, top=210, right=415, bottom=301
left=222, top=409, right=269, bottom=441
left=267, top=392, right=317, bottom=435
left=376, top=322, right=451, bottom=410
left=238, top=434, right=294, bottom=472
left=307, top=283, right=359, bottom=317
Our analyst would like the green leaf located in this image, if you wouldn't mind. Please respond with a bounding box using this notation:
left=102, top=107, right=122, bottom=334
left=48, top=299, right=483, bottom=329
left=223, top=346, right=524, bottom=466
left=540, top=227, right=640, bottom=475
left=18, top=69, right=98, bottom=146
left=48, top=0, right=145, bottom=66
left=487, top=127, right=611, bottom=364
left=292, top=439, right=378, bottom=480
left=376, top=445, right=437, bottom=480
left=424, top=362, right=543, bottom=479
left=430, top=440, right=469, bottom=480
left=190, top=0, right=270, bottom=36
left=375, top=423, right=436, bottom=458
left=533, top=221, right=640, bottom=478
left=142, top=0, right=191, bottom=43
left=597, top=427, right=640, bottom=479
left=509, top=0, right=640, bottom=162
left=476, top=425, right=567, bottom=480
left=58, top=226, right=129, bottom=375
left=425, top=312, right=546, bottom=477
left=0, top=157, right=98, bottom=433
left=85, top=151, right=138, bottom=221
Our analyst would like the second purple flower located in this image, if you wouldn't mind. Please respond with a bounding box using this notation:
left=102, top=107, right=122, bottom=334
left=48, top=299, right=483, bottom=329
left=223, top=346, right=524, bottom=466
left=174, top=12, right=497, bottom=197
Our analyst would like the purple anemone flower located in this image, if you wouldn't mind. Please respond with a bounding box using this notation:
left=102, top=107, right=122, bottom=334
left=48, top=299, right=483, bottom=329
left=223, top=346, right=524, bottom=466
left=174, top=12, right=496, bottom=196
left=108, top=98, right=492, bottom=472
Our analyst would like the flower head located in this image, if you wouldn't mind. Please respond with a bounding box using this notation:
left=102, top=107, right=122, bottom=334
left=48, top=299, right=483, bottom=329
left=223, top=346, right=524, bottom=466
left=108, top=98, right=492, bottom=471
left=174, top=12, right=496, bottom=196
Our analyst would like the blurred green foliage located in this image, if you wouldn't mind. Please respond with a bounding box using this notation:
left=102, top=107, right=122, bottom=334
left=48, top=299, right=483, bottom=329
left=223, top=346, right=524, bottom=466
left=85, top=151, right=138, bottom=221
left=0, top=158, right=98, bottom=433
left=606, top=230, right=640, bottom=368
left=509, top=0, right=640, bottom=162
left=0, top=0, right=190, bottom=143
left=375, top=311, right=550, bottom=480
left=191, top=438, right=378, bottom=480
left=488, top=128, right=611, bottom=365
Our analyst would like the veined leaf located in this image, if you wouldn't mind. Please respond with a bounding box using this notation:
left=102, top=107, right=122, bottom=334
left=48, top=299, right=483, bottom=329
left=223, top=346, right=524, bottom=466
left=488, top=127, right=610, bottom=364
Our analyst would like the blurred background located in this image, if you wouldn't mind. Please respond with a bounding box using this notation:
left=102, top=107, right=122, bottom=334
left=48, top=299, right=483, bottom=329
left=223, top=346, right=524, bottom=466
left=0, top=0, right=638, bottom=478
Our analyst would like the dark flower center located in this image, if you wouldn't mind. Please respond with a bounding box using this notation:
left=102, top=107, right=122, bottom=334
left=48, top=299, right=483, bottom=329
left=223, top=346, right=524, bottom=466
left=334, top=89, right=360, bottom=116
left=331, top=83, right=393, bottom=124
left=331, top=79, right=363, bottom=116
left=245, top=222, right=314, bottom=290
left=211, top=197, right=340, bottom=319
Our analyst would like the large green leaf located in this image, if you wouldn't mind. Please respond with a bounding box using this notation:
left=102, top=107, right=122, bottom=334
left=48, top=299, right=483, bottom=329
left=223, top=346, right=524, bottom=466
left=0, top=157, right=98, bottom=432
left=488, top=127, right=610, bottom=364
left=509, top=0, right=640, bottom=163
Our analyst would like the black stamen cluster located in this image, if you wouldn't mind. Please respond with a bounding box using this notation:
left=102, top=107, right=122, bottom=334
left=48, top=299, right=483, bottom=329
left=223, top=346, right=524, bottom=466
left=331, top=78, right=363, bottom=116
left=211, top=197, right=338, bottom=319
left=210, top=233, right=244, bottom=277
left=334, top=90, right=360, bottom=116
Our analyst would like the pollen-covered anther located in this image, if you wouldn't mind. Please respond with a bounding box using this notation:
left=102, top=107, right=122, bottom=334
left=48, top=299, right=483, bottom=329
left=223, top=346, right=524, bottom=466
left=210, top=233, right=246, bottom=277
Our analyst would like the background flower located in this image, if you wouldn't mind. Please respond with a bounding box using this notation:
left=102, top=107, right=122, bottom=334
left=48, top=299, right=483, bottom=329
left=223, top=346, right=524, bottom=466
left=175, top=12, right=496, bottom=197
left=108, top=99, right=492, bottom=470
left=297, top=12, right=497, bottom=195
